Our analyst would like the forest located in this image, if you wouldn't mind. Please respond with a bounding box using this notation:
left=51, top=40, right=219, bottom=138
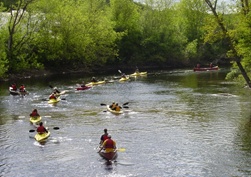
left=0, top=0, right=251, bottom=86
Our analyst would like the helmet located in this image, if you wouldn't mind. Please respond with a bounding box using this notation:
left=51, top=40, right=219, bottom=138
left=108, top=134, right=111, bottom=138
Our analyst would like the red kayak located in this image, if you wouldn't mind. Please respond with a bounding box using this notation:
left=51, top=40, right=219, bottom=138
left=75, top=86, right=92, bottom=91
left=193, top=66, right=219, bottom=72
left=98, top=150, right=118, bottom=161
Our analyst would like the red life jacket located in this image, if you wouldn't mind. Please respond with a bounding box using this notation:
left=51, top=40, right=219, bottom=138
left=37, top=126, right=46, bottom=133
left=30, top=112, right=39, bottom=117
left=102, top=134, right=108, bottom=141
left=49, top=95, right=56, bottom=99
left=104, top=139, right=114, bottom=148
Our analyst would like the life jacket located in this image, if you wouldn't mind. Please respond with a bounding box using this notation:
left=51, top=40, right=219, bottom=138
left=115, top=106, right=121, bottom=111
left=19, top=86, right=25, bottom=92
left=110, top=104, right=116, bottom=109
left=49, top=94, right=56, bottom=99
left=12, top=85, right=17, bottom=91
left=104, top=139, right=114, bottom=149
left=101, top=134, right=108, bottom=141
left=37, top=126, right=46, bottom=134
left=30, top=112, right=39, bottom=117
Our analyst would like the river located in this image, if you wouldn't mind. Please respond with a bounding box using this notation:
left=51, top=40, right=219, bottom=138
left=1, top=69, right=251, bottom=177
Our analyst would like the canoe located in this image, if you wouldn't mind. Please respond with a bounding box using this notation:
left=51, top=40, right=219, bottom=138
left=85, top=81, right=106, bottom=87
left=130, top=72, right=147, bottom=77
left=48, top=96, right=60, bottom=104
left=119, top=76, right=130, bottom=82
left=34, top=131, right=50, bottom=142
left=193, top=66, right=219, bottom=72
left=107, top=105, right=123, bottom=114
left=75, top=86, right=92, bottom=91
left=30, top=116, right=42, bottom=124
left=99, top=150, right=118, bottom=161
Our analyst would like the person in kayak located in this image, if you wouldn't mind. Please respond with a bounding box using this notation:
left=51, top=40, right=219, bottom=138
left=81, top=81, right=86, bottom=87
left=49, top=92, right=57, bottom=100
left=30, top=109, right=40, bottom=118
left=91, top=77, right=98, bottom=82
left=121, top=73, right=127, bottom=78
left=135, top=67, right=139, bottom=74
left=99, top=134, right=116, bottom=153
left=109, top=102, right=116, bottom=109
left=19, top=84, right=26, bottom=92
left=53, top=87, right=61, bottom=94
left=11, top=83, right=17, bottom=91
left=37, top=122, right=48, bottom=134
left=112, top=103, right=122, bottom=111
left=100, top=128, right=109, bottom=145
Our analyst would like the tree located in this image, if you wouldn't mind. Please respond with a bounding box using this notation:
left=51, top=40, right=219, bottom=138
left=204, top=0, right=251, bottom=87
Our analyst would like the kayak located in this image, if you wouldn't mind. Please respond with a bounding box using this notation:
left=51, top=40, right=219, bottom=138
left=30, top=116, right=42, bottom=124
left=119, top=76, right=130, bottom=82
left=75, top=86, right=92, bottom=91
left=85, top=81, right=106, bottom=87
left=130, top=72, right=147, bottom=77
left=107, top=105, right=123, bottom=114
left=99, top=150, right=118, bottom=161
left=193, top=66, right=219, bottom=72
left=34, top=131, right=50, bottom=142
left=48, top=96, right=60, bottom=104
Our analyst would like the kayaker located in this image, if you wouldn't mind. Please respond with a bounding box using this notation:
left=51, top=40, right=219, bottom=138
left=135, top=67, right=139, bottom=74
left=11, top=83, right=17, bottom=91
left=109, top=102, right=116, bottom=109
left=19, top=84, right=26, bottom=92
left=210, top=63, right=213, bottom=68
left=99, top=134, right=116, bottom=153
left=112, top=103, right=122, bottom=111
left=49, top=92, right=57, bottom=100
left=121, top=73, right=126, bottom=78
left=81, top=81, right=86, bottom=87
left=30, top=109, right=40, bottom=117
left=53, top=87, right=61, bottom=94
left=196, top=63, right=200, bottom=68
left=91, top=77, right=98, bottom=82
left=37, top=122, right=48, bottom=134
left=100, top=128, right=109, bottom=145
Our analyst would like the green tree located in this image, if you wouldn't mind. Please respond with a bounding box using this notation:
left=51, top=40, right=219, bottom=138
left=204, top=0, right=251, bottom=87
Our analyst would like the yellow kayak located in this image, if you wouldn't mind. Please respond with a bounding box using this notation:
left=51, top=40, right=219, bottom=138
left=107, top=105, right=123, bottom=114
left=48, top=96, right=60, bottom=104
left=34, top=131, right=50, bottom=142
left=30, top=116, right=42, bottom=124
left=85, top=81, right=106, bottom=87
left=130, top=72, right=147, bottom=77
left=119, top=76, right=130, bottom=82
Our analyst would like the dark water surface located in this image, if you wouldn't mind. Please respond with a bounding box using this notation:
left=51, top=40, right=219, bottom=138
left=1, top=69, right=251, bottom=177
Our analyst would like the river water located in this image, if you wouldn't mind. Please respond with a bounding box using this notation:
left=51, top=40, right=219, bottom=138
left=1, top=69, right=251, bottom=177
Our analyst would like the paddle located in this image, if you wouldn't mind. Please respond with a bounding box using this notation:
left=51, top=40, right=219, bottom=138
left=117, top=148, right=126, bottom=152
left=118, top=70, right=122, bottom=74
left=122, top=106, right=129, bottom=109
left=29, top=127, right=59, bottom=132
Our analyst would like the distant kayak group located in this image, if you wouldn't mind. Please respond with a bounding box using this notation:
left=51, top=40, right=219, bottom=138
left=9, top=68, right=146, bottom=163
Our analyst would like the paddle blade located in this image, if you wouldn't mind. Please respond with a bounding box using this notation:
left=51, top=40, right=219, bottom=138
left=123, top=106, right=129, bottom=109
left=29, top=130, right=35, bottom=132
left=100, top=103, right=107, bottom=106
left=118, top=70, right=122, bottom=73
left=49, top=85, right=53, bottom=88
left=117, top=148, right=126, bottom=152
left=123, top=102, right=129, bottom=105
left=53, top=127, right=60, bottom=130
